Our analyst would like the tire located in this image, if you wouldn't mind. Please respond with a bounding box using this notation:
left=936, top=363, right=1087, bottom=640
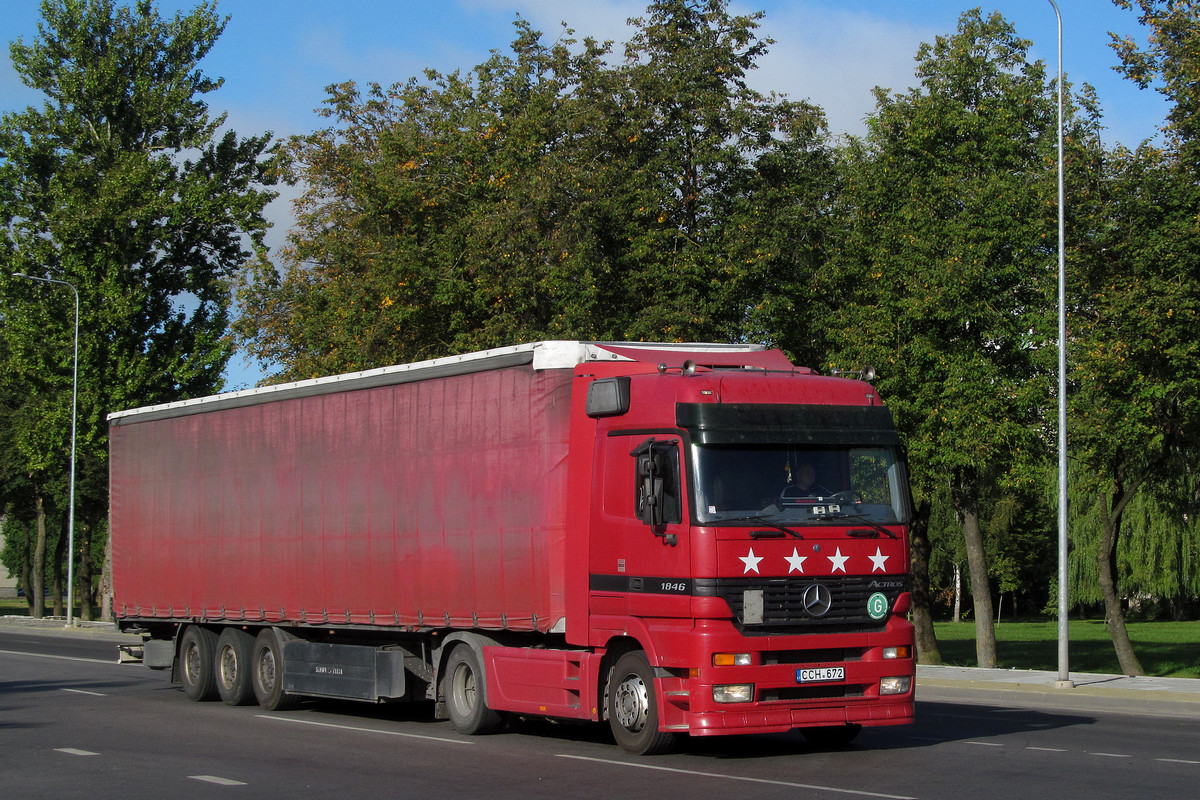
left=444, top=645, right=504, bottom=735
left=802, top=723, right=862, bottom=748
left=251, top=629, right=300, bottom=711
left=215, top=628, right=256, bottom=706
left=179, top=626, right=219, bottom=702
left=606, top=651, right=677, bottom=755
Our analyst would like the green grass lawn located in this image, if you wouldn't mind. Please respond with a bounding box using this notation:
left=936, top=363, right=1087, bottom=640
left=933, top=619, right=1200, bottom=678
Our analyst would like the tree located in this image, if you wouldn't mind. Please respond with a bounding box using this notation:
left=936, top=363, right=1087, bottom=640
left=235, top=0, right=834, bottom=379
left=0, top=0, right=277, bottom=618
left=824, top=10, right=1065, bottom=667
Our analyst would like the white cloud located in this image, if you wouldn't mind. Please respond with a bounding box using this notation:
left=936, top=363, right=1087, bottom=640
left=748, top=3, right=933, bottom=138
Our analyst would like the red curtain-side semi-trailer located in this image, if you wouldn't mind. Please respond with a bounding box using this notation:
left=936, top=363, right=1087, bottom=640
left=110, top=341, right=915, bottom=754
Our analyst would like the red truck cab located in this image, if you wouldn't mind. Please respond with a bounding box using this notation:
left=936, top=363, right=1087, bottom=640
left=562, top=346, right=914, bottom=752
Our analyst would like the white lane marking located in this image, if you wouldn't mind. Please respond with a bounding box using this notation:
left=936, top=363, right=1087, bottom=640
left=256, top=714, right=474, bottom=745
left=190, top=775, right=247, bottom=786
left=1089, top=752, right=1133, bottom=759
left=1026, top=747, right=1067, bottom=752
left=61, top=688, right=107, bottom=697
left=0, top=648, right=114, bottom=665
left=55, top=748, right=99, bottom=756
left=1158, top=758, right=1200, bottom=765
left=964, top=741, right=1004, bottom=747
left=556, top=754, right=918, bottom=800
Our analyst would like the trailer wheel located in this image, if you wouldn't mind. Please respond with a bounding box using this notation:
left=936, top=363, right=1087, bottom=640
left=215, top=628, right=256, bottom=706
left=606, top=651, right=676, bottom=755
left=179, top=626, right=218, bottom=702
left=251, top=629, right=300, bottom=711
left=444, top=645, right=504, bottom=735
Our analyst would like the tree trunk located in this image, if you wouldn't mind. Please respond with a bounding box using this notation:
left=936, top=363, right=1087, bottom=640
left=98, top=531, right=114, bottom=623
left=20, top=542, right=34, bottom=614
left=962, top=506, right=997, bottom=667
left=1099, top=475, right=1145, bottom=676
left=908, top=499, right=942, bottom=664
left=953, top=562, right=961, bottom=622
left=32, top=495, right=46, bottom=618
left=52, top=515, right=65, bottom=617
left=954, top=468, right=996, bottom=668
left=79, top=520, right=93, bottom=621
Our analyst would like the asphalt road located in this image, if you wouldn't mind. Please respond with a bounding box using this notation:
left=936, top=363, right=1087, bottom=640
left=2, top=626, right=1198, bottom=800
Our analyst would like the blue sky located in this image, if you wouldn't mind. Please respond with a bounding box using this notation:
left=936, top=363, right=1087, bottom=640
left=0, top=0, right=1172, bottom=387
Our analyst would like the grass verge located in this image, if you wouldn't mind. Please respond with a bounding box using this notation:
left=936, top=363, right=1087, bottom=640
left=932, top=619, right=1200, bottom=678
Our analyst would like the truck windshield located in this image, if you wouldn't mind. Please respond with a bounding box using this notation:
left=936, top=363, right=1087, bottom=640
left=690, top=443, right=909, bottom=526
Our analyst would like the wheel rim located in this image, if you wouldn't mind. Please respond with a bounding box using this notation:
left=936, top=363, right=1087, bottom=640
left=257, top=647, right=278, bottom=693
left=218, top=645, right=238, bottom=690
left=451, top=662, right=477, bottom=714
left=183, top=641, right=202, bottom=685
left=613, top=672, right=648, bottom=733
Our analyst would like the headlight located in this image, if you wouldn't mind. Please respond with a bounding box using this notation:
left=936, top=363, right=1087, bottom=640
left=713, top=684, right=755, bottom=703
left=880, top=676, right=912, bottom=695
left=883, top=646, right=911, bottom=660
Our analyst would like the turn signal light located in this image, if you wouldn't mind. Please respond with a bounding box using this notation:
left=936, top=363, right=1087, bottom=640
left=713, top=652, right=752, bottom=666
left=883, top=646, right=911, bottom=660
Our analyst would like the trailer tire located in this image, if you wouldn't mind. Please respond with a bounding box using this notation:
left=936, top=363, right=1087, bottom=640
left=179, top=626, right=218, bottom=702
left=606, top=651, right=676, bottom=755
left=215, top=628, right=256, bottom=706
left=251, top=629, right=300, bottom=711
left=444, top=645, right=504, bottom=735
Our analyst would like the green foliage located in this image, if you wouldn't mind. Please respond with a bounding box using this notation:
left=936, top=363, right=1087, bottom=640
left=0, top=0, right=277, bottom=615
left=234, top=0, right=835, bottom=380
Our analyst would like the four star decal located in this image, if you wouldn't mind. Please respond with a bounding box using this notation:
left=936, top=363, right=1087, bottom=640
left=738, top=544, right=894, bottom=575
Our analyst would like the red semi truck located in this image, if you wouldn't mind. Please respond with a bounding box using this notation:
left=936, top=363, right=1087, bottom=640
left=110, top=341, right=915, bottom=754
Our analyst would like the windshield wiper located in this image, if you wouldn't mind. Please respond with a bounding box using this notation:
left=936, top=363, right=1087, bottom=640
left=811, top=511, right=897, bottom=538
left=723, top=515, right=804, bottom=539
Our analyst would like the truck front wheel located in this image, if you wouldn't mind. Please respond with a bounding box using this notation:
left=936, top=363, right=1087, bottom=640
left=444, top=645, right=504, bottom=735
left=606, top=651, right=676, bottom=755
left=216, top=628, right=256, bottom=706
left=251, top=629, right=300, bottom=711
left=179, top=626, right=218, bottom=701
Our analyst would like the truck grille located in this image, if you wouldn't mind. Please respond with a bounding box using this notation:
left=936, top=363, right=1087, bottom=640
left=693, top=576, right=907, bottom=634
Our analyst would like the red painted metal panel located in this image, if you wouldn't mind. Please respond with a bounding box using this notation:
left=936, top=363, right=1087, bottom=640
left=111, top=364, right=573, bottom=632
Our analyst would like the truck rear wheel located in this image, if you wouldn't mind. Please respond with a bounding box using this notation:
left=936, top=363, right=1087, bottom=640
left=179, top=626, right=218, bottom=701
left=251, top=629, right=300, bottom=711
left=444, top=645, right=504, bottom=735
left=606, top=651, right=676, bottom=755
left=215, top=628, right=256, bottom=706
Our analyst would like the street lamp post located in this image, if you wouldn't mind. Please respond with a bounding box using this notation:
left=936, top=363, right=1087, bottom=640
left=12, top=272, right=80, bottom=628
left=1046, top=0, right=1073, bottom=689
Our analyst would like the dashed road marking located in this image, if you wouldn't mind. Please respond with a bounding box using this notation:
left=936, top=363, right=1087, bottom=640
left=55, top=748, right=99, bottom=756
left=61, top=688, right=107, bottom=697
left=190, top=775, right=247, bottom=786
left=257, top=714, right=474, bottom=745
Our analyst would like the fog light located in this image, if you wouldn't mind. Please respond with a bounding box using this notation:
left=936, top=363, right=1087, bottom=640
left=713, top=652, right=752, bottom=666
left=713, top=684, right=755, bottom=703
left=883, top=646, right=911, bottom=660
left=880, top=676, right=912, bottom=695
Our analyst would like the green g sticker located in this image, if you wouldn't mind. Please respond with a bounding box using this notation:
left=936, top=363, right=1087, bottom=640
left=867, top=592, right=889, bottom=620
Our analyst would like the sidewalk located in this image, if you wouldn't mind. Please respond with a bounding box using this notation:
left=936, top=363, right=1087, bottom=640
left=918, top=663, right=1200, bottom=705
left=0, top=614, right=142, bottom=642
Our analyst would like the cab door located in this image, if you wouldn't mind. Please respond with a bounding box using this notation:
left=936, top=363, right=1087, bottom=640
left=589, top=432, right=692, bottom=622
